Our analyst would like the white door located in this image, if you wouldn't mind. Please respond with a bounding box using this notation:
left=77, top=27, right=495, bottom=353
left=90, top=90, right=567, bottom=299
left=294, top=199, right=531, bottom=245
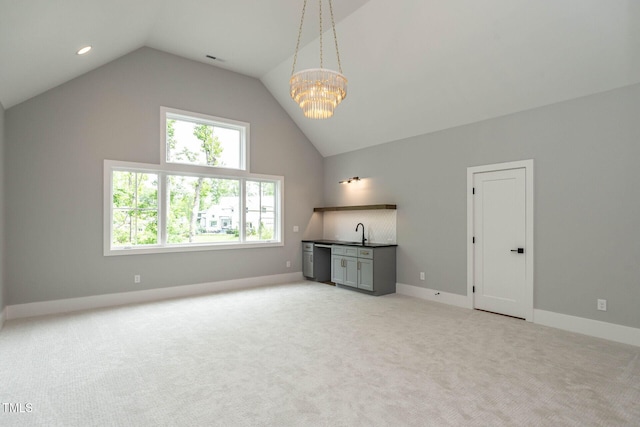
left=473, top=167, right=527, bottom=318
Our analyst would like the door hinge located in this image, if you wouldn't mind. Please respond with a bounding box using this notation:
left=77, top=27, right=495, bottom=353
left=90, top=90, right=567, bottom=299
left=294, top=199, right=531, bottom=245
left=473, top=286, right=475, bottom=293
left=472, top=187, right=475, bottom=194
left=473, top=237, right=475, bottom=244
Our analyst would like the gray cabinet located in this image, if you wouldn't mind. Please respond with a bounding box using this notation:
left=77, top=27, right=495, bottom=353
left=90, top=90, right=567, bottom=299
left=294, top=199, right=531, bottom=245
left=302, top=242, right=331, bottom=282
left=331, top=245, right=396, bottom=296
left=303, top=252, right=313, bottom=278
left=331, top=244, right=358, bottom=287
left=331, top=255, right=346, bottom=284
left=357, top=258, right=374, bottom=291
left=331, top=254, right=357, bottom=287
left=303, top=242, right=314, bottom=278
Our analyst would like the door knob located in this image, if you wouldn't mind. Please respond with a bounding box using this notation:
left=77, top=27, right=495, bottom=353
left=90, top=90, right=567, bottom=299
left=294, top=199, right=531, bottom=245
left=511, top=248, right=525, bottom=254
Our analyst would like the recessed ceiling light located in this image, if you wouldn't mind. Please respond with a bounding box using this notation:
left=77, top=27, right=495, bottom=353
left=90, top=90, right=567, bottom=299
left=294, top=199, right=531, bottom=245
left=76, top=46, right=92, bottom=55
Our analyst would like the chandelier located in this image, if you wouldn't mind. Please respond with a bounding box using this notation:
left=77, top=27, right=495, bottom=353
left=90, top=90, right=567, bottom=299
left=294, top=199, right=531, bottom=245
left=290, top=0, right=347, bottom=119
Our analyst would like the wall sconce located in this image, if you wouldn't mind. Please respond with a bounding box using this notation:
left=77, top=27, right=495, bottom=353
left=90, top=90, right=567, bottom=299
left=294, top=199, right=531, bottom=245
left=339, top=176, right=360, bottom=184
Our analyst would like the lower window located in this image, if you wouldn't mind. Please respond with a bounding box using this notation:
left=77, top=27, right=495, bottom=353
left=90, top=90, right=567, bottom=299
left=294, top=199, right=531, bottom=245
left=104, top=160, right=283, bottom=255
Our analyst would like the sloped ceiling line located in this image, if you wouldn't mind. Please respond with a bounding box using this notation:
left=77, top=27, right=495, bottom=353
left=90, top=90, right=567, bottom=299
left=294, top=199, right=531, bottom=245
left=1, top=0, right=640, bottom=157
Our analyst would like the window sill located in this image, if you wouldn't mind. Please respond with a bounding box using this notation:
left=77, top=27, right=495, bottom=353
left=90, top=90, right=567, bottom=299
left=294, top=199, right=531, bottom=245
left=105, top=241, right=284, bottom=256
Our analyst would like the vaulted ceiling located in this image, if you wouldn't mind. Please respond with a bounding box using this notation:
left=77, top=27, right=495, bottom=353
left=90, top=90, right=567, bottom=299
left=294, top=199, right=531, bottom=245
left=2, top=0, right=640, bottom=156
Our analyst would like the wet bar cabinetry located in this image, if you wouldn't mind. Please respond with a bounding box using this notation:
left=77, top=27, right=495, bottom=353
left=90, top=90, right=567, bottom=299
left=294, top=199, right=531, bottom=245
left=330, top=244, right=396, bottom=296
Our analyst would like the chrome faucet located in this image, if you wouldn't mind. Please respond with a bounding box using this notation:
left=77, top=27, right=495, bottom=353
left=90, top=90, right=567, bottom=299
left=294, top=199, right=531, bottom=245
left=355, top=223, right=367, bottom=246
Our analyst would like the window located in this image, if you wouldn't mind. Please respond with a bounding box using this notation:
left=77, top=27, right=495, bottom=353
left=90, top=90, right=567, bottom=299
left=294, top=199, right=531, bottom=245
left=161, top=107, right=248, bottom=171
left=104, top=162, right=283, bottom=255
left=246, top=180, right=276, bottom=241
left=104, top=108, right=281, bottom=256
left=111, top=171, right=159, bottom=246
left=166, top=175, right=240, bottom=244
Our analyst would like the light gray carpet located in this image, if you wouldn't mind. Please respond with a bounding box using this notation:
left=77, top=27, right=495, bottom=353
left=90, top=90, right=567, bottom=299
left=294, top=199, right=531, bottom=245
left=1, top=282, right=639, bottom=426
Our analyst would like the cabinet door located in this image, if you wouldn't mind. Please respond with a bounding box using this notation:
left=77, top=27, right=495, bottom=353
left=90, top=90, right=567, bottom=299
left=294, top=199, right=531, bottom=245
left=357, top=258, right=374, bottom=291
left=303, top=252, right=314, bottom=278
left=344, top=257, right=358, bottom=288
left=331, top=255, right=345, bottom=284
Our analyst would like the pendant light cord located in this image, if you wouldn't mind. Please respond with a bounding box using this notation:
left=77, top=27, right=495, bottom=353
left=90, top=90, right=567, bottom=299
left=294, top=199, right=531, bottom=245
left=291, top=0, right=308, bottom=76
left=319, top=0, right=323, bottom=69
left=290, top=0, right=343, bottom=76
left=328, top=0, right=343, bottom=74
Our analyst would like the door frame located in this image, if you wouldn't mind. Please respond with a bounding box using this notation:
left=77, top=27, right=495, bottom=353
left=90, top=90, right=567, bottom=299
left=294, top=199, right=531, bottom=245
left=466, top=159, right=534, bottom=321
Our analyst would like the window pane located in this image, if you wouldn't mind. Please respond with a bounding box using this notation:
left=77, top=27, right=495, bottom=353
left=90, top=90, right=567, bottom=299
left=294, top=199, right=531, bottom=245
left=167, top=175, right=240, bottom=244
left=246, top=180, right=276, bottom=241
left=166, top=116, right=242, bottom=169
left=111, top=171, right=158, bottom=246
left=112, top=172, right=136, bottom=208
left=134, top=210, right=159, bottom=245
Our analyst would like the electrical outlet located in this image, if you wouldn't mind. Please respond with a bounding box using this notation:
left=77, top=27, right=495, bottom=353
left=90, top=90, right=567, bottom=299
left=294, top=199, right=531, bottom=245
left=134, top=274, right=141, bottom=284
left=420, top=272, right=425, bottom=281
left=286, top=261, right=291, bottom=268
left=293, top=226, right=299, bottom=232
left=597, top=299, right=607, bottom=311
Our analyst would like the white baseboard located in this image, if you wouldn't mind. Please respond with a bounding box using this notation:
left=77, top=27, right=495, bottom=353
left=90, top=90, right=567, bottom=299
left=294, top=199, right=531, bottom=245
left=397, top=283, right=640, bottom=348
left=7, top=277, right=639, bottom=348
left=6, top=272, right=304, bottom=321
left=396, top=283, right=471, bottom=309
left=534, top=309, right=640, bottom=348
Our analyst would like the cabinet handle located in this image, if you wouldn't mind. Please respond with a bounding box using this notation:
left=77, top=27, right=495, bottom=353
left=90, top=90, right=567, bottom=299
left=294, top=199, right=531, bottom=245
left=357, top=261, right=361, bottom=270
left=310, top=255, right=313, bottom=262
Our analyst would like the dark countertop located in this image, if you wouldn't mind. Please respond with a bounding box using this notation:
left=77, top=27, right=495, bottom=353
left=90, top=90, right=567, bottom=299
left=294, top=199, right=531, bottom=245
left=302, top=239, right=398, bottom=248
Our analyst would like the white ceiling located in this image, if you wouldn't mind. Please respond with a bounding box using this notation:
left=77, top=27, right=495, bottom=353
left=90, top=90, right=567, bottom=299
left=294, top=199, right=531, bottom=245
left=2, top=0, right=640, bottom=157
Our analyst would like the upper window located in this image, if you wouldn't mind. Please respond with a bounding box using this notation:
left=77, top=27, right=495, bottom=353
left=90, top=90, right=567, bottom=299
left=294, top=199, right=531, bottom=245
left=161, top=107, right=249, bottom=171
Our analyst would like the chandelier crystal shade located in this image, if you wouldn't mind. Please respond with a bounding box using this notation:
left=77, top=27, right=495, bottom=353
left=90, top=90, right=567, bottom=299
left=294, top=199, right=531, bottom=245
left=290, top=68, right=347, bottom=119
left=290, top=0, right=347, bottom=119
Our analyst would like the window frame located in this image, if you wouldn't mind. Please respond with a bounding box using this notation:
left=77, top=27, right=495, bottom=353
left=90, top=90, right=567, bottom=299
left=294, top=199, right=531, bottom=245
left=160, top=106, right=250, bottom=172
left=104, top=159, right=284, bottom=256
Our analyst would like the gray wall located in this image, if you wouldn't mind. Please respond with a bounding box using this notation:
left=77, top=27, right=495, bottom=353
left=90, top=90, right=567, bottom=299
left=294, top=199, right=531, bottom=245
left=324, top=83, right=640, bottom=329
left=0, top=100, right=5, bottom=314
left=5, top=47, right=324, bottom=305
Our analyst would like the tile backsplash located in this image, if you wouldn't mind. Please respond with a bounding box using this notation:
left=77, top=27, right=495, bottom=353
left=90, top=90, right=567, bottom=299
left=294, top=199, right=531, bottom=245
left=323, top=210, right=397, bottom=244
